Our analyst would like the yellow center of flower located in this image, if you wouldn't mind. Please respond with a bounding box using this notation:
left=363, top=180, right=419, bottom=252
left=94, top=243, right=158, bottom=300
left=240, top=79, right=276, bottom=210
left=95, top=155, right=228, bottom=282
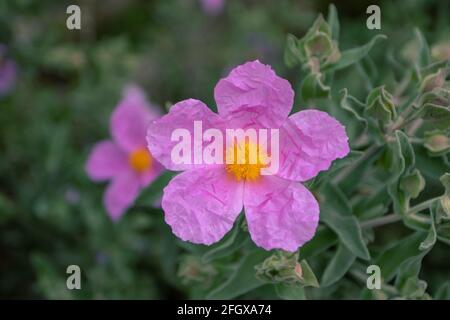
left=129, top=148, right=152, bottom=173
left=225, top=141, right=268, bottom=181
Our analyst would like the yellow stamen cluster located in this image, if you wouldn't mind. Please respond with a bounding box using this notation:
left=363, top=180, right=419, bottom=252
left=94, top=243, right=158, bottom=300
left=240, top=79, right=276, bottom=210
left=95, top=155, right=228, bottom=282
left=225, top=141, right=267, bottom=181
left=129, top=148, right=152, bottom=173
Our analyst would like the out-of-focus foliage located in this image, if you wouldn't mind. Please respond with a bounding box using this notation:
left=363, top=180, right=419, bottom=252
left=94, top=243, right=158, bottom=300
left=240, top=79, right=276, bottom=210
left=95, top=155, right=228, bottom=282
left=0, top=0, right=449, bottom=299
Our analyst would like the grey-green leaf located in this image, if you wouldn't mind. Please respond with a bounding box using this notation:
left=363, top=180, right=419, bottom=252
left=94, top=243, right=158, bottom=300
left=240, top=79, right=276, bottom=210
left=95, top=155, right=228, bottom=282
left=321, top=242, right=356, bottom=287
left=207, top=250, right=270, bottom=299
left=323, top=34, right=387, bottom=72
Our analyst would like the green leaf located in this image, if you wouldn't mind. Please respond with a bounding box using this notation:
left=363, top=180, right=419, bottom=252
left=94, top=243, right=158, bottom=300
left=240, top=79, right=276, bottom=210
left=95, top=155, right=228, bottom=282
left=365, top=86, right=396, bottom=123
left=400, top=169, right=425, bottom=199
left=414, top=28, right=431, bottom=69
left=321, top=184, right=370, bottom=260
left=419, top=104, right=450, bottom=130
left=301, top=72, right=330, bottom=101
left=339, top=89, right=368, bottom=127
left=387, top=130, right=416, bottom=215
left=207, top=250, right=270, bottom=299
left=320, top=242, right=356, bottom=287
left=419, top=205, right=437, bottom=251
left=435, top=281, right=450, bottom=299
left=298, top=260, right=319, bottom=288
left=323, top=34, right=387, bottom=72
left=312, top=150, right=364, bottom=188
left=202, top=217, right=248, bottom=263
left=416, top=147, right=450, bottom=180
left=275, top=283, right=306, bottom=300
left=284, top=34, right=302, bottom=68
left=327, top=4, right=339, bottom=41
left=298, top=227, right=337, bottom=260
left=395, top=229, right=434, bottom=299
left=32, top=254, right=75, bottom=299
left=375, top=232, right=426, bottom=282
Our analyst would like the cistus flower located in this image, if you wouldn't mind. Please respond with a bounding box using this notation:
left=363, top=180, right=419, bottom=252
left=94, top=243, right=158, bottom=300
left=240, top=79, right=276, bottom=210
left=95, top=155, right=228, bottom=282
left=0, top=45, right=17, bottom=96
left=86, top=86, right=164, bottom=220
left=147, top=60, right=349, bottom=252
left=200, top=0, right=224, bottom=16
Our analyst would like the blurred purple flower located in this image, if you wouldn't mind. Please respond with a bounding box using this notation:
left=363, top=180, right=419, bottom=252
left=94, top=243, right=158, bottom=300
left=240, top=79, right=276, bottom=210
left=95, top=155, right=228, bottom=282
left=200, top=0, right=225, bottom=15
left=0, top=45, right=17, bottom=96
left=86, top=85, right=165, bottom=221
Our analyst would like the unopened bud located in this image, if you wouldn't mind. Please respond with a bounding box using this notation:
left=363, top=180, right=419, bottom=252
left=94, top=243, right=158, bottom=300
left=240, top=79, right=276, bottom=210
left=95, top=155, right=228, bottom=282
left=365, top=86, right=396, bottom=123
left=400, top=169, right=425, bottom=199
left=420, top=69, right=447, bottom=93
left=424, top=131, right=450, bottom=155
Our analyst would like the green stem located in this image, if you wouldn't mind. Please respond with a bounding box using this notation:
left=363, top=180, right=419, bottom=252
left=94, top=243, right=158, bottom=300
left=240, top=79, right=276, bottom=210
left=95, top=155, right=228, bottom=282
left=409, top=196, right=441, bottom=214
left=332, top=145, right=380, bottom=184
left=360, top=196, right=441, bottom=229
left=348, top=269, right=398, bottom=296
left=361, top=213, right=401, bottom=228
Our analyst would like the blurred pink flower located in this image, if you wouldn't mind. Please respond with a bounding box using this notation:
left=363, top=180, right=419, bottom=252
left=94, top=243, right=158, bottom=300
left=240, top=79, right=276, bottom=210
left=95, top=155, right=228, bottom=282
left=147, top=60, right=350, bottom=252
left=86, top=86, right=164, bottom=220
left=200, top=0, right=224, bottom=15
left=0, top=45, right=17, bottom=96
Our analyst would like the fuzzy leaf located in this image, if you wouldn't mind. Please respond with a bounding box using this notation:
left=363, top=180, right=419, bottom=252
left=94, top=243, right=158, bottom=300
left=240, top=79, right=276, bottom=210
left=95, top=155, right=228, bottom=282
left=320, top=242, right=356, bottom=287
left=323, top=34, right=387, bottom=72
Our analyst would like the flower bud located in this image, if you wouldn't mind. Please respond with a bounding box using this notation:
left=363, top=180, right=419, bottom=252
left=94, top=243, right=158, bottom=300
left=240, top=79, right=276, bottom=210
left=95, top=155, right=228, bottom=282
left=178, top=255, right=216, bottom=285
left=439, top=196, right=450, bottom=218
left=285, top=15, right=340, bottom=71
left=420, top=69, right=447, bottom=93
left=424, top=131, right=450, bottom=155
left=432, top=42, right=450, bottom=61
left=255, top=252, right=302, bottom=284
left=400, top=169, right=425, bottom=199
left=365, top=86, right=396, bottom=123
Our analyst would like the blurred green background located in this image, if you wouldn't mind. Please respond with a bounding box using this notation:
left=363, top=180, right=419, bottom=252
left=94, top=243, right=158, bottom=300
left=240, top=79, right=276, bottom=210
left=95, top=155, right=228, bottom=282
left=0, top=0, right=449, bottom=299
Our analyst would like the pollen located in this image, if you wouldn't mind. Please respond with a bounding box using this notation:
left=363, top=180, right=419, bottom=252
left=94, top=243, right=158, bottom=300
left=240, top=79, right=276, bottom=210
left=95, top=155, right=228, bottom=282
left=129, top=147, right=152, bottom=173
left=225, top=141, right=268, bottom=181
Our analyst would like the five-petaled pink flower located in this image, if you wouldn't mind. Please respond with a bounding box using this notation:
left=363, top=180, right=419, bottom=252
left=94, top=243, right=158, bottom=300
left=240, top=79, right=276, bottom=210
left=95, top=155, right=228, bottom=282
left=147, top=60, right=349, bottom=252
left=86, top=86, right=164, bottom=220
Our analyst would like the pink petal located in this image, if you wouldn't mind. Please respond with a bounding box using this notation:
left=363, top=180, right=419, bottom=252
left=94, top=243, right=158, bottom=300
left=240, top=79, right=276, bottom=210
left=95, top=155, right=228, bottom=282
left=110, top=86, right=158, bottom=152
left=214, top=60, right=294, bottom=129
left=200, top=0, right=225, bottom=15
left=104, top=172, right=141, bottom=221
left=243, top=176, right=319, bottom=252
left=147, top=99, right=225, bottom=171
left=162, top=168, right=243, bottom=245
left=139, top=160, right=164, bottom=187
left=277, top=110, right=350, bottom=181
left=85, top=141, right=128, bottom=181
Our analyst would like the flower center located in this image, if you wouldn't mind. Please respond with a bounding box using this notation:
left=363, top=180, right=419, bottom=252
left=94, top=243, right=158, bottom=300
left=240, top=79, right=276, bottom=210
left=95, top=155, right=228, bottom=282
left=129, top=148, right=152, bottom=173
left=225, top=141, right=268, bottom=181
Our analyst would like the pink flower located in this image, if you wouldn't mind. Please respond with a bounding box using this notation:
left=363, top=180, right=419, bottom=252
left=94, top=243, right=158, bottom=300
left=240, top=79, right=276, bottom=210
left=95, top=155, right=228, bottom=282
left=147, top=60, right=349, bottom=252
left=0, top=45, right=17, bottom=96
left=200, top=0, right=225, bottom=15
left=86, top=86, right=164, bottom=220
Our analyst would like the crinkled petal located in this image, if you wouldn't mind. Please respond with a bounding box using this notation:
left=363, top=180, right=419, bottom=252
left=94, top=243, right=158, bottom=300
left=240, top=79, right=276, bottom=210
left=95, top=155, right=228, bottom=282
left=162, top=168, right=243, bottom=245
left=147, top=99, right=225, bottom=171
left=104, top=172, right=140, bottom=221
left=139, top=160, right=164, bottom=187
left=85, top=141, right=128, bottom=181
left=277, top=110, right=350, bottom=181
left=111, top=86, right=157, bottom=152
left=243, top=176, right=319, bottom=252
left=214, top=60, right=294, bottom=129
